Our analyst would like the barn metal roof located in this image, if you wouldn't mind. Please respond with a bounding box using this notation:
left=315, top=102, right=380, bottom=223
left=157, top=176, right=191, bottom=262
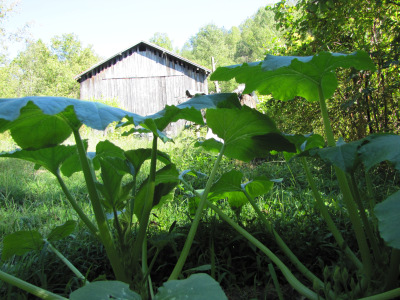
left=75, top=41, right=211, bottom=81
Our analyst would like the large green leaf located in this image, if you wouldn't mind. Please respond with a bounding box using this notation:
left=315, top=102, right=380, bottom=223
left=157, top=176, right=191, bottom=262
left=133, top=164, right=179, bottom=218
left=47, top=220, right=77, bottom=242
left=70, top=281, right=141, bottom=300
left=208, top=170, right=274, bottom=209
left=375, top=190, right=400, bottom=249
left=0, top=144, right=79, bottom=175
left=2, top=231, right=44, bottom=260
left=282, top=133, right=325, bottom=161
left=308, top=138, right=363, bottom=173
left=0, top=97, right=143, bottom=149
left=97, top=157, right=133, bottom=211
left=210, top=51, right=376, bottom=102
left=125, top=148, right=171, bottom=177
left=242, top=177, right=274, bottom=198
left=201, top=106, right=295, bottom=161
left=154, top=273, right=227, bottom=300
left=120, top=93, right=241, bottom=135
left=358, top=134, right=400, bottom=171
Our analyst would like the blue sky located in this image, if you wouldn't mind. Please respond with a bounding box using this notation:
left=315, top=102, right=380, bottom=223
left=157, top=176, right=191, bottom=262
left=5, top=0, right=279, bottom=59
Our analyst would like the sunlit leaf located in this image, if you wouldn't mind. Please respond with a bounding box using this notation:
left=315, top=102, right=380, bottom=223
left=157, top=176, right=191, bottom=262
left=0, top=144, right=78, bottom=175
left=242, top=177, right=274, bottom=198
left=211, top=51, right=376, bottom=102
left=0, top=97, right=143, bottom=149
left=203, top=106, right=295, bottom=161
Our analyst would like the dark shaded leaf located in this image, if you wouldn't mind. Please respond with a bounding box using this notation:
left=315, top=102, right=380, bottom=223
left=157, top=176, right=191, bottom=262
left=375, top=190, right=400, bottom=249
left=70, top=281, right=141, bottom=300
left=358, top=134, right=400, bottom=171
left=154, top=273, right=227, bottom=300
left=47, top=220, right=77, bottom=242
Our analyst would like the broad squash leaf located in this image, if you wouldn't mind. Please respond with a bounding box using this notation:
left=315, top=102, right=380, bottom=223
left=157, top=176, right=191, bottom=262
left=70, top=281, right=141, bottom=300
left=2, top=231, right=44, bottom=260
left=0, top=144, right=79, bottom=175
left=154, top=273, right=227, bottom=300
left=0, top=97, right=143, bottom=149
left=47, top=220, right=77, bottom=242
left=358, top=134, right=400, bottom=171
left=200, top=106, right=295, bottom=161
left=211, top=51, right=376, bottom=102
left=375, top=190, right=400, bottom=249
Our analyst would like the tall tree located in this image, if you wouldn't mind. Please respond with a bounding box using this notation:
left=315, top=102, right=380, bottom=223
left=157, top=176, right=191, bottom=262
left=149, top=32, right=173, bottom=51
left=9, top=34, right=99, bottom=98
left=268, top=0, right=400, bottom=139
left=236, top=8, right=283, bottom=63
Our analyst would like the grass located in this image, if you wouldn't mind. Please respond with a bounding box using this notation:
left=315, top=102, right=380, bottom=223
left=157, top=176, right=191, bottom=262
left=0, top=128, right=398, bottom=299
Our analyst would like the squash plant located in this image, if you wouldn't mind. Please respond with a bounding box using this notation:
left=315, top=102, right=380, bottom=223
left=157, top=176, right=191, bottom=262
left=0, top=93, right=297, bottom=299
left=210, top=51, right=400, bottom=299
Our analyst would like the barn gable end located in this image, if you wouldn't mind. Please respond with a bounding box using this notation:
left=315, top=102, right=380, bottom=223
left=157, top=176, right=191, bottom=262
left=75, top=41, right=211, bottom=123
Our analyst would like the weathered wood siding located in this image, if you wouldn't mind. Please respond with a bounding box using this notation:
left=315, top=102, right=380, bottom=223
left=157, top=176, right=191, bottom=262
left=78, top=44, right=209, bottom=120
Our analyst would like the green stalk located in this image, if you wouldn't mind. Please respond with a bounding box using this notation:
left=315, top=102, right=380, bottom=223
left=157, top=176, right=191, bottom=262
left=301, top=158, right=362, bottom=269
left=318, top=86, right=372, bottom=281
left=46, top=241, right=89, bottom=284
left=364, top=169, right=376, bottom=214
left=73, top=129, right=128, bottom=283
left=349, top=173, right=381, bottom=262
left=206, top=200, right=322, bottom=300
left=268, top=263, right=284, bottom=300
left=55, top=171, right=98, bottom=237
left=169, top=144, right=226, bottom=280
left=358, top=288, right=400, bottom=300
left=130, top=136, right=158, bottom=279
left=243, top=189, right=327, bottom=289
left=0, top=270, right=68, bottom=300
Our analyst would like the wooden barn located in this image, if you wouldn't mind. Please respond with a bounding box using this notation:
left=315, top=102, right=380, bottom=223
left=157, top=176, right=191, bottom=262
left=75, top=41, right=211, bottom=133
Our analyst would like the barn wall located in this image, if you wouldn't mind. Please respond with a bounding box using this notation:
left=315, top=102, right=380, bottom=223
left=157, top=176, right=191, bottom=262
left=79, top=45, right=209, bottom=119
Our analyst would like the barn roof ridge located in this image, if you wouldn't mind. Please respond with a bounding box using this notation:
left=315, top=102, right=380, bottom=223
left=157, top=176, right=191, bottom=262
left=75, top=40, right=211, bottom=81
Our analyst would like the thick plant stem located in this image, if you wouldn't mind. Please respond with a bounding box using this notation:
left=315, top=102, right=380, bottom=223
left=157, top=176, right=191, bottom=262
left=206, top=200, right=322, bottom=300
left=73, top=129, right=128, bottom=283
left=243, top=189, right=327, bottom=289
left=169, top=144, right=226, bottom=280
left=131, top=136, right=158, bottom=280
left=55, top=172, right=98, bottom=237
left=46, top=241, right=89, bottom=284
left=0, top=270, right=68, bottom=300
left=318, top=87, right=372, bottom=281
left=358, top=288, right=400, bottom=300
left=349, top=173, right=381, bottom=263
left=301, top=158, right=362, bottom=270
left=385, top=249, right=400, bottom=291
